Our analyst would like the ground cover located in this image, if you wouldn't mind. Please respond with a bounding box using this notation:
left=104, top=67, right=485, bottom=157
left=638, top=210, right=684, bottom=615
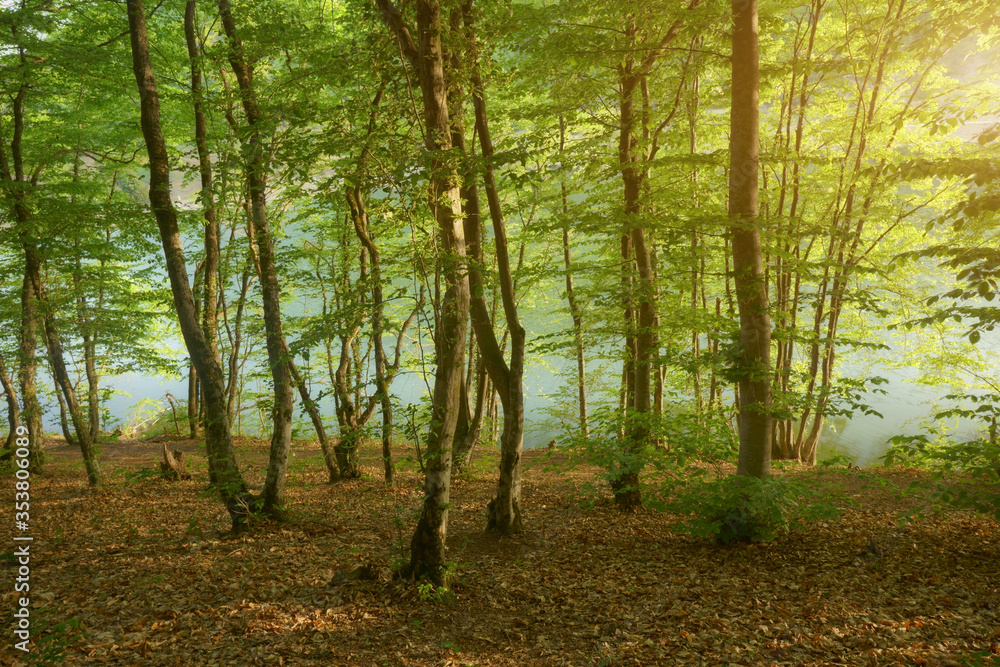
left=2, top=438, right=998, bottom=666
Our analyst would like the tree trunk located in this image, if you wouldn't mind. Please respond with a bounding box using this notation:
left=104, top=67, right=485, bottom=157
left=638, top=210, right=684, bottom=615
left=217, top=0, right=294, bottom=517
left=333, top=321, right=365, bottom=480
left=82, top=333, right=101, bottom=439
left=0, top=66, right=43, bottom=471
left=349, top=189, right=396, bottom=484
left=71, top=245, right=103, bottom=443
left=285, top=347, right=340, bottom=482
left=225, top=266, right=253, bottom=428
left=729, top=0, right=772, bottom=478
left=378, top=0, right=470, bottom=585
left=43, top=316, right=102, bottom=485
left=614, top=44, right=655, bottom=508
left=187, top=366, right=200, bottom=437
left=558, top=116, right=588, bottom=439
left=51, top=365, right=73, bottom=445
left=185, top=0, right=222, bottom=371
left=463, top=2, right=525, bottom=535
left=126, top=0, right=246, bottom=507
left=27, top=244, right=102, bottom=486
left=452, top=353, right=488, bottom=474
left=18, top=270, right=43, bottom=471
left=0, top=354, right=21, bottom=451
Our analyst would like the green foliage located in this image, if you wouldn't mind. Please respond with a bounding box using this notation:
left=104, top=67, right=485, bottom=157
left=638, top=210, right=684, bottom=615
left=417, top=580, right=457, bottom=606
left=662, top=475, right=840, bottom=545
left=123, top=465, right=160, bottom=487
left=186, top=514, right=204, bottom=537
left=27, top=611, right=87, bottom=666
left=884, top=394, right=1000, bottom=521
left=120, top=397, right=187, bottom=440
left=818, top=452, right=855, bottom=468
left=958, top=650, right=999, bottom=667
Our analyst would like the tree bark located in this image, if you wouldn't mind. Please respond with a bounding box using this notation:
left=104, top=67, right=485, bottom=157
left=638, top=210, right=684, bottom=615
left=730, top=0, right=772, bottom=478
left=614, top=32, right=653, bottom=507
left=18, top=269, right=43, bottom=471
left=558, top=116, right=588, bottom=440
left=0, top=59, right=43, bottom=471
left=71, top=244, right=103, bottom=441
left=160, top=443, right=192, bottom=481
left=284, top=347, right=340, bottom=482
left=451, top=351, right=488, bottom=474
left=611, top=6, right=697, bottom=507
left=27, top=245, right=102, bottom=486
left=126, top=0, right=246, bottom=506
left=350, top=189, right=415, bottom=485
left=461, top=2, right=526, bottom=535
left=379, top=0, right=470, bottom=586
left=53, top=375, right=73, bottom=444
left=185, top=0, right=222, bottom=371
left=0, top=354, right=21, bottom=451
left=217, top=0, right=294, bottom=517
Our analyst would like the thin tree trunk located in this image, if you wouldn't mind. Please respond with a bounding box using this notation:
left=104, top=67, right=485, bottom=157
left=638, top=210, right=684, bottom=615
left=187, top=367, right=199, bottom=437
left=82, top=334, right=100, bottom=438
left=344, top=78, right=399, bottom=484
left=51, top=365, right=73, bottom=445
left=558, top=115, right=588, bottom=439
left=72, top=251, right=103, bottom=441
left=185, top=0, right=222, bottom=369
left=350, top=190, right=400, bottom=485
left=452, top=352, right=488, bottom=474
left=460, top=3, right=525, bottom=535
left=609, top=6, right=699, bottom=506
left=0, top=60, right=43, bottom=471
left=27, top=245, right=102, bottom=486
left=224, top=265, right=253, bottom=427
left=126, top=0, right=246, bottom=507
left=0, top=354, right=21, bottom=451
left=688, top=70, right=703, bottom=416
left=43, top=315, right=101, bottom=484
left=333, top=321, right=364, bottom=479
left=285, top=346, right=340, bottom=482
left=217, top=0, right=294, bottom=516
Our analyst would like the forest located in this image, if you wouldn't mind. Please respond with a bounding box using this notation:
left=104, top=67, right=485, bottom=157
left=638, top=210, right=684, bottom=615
left=1, top=0, right=1000, bottom=664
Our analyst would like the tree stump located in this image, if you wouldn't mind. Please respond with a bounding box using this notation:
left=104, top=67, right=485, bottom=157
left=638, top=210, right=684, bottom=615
left=160, top=443, right=191, bottom=481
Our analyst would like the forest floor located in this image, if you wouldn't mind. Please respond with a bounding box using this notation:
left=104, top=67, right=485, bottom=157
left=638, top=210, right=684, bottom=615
left=2, top=435, right=999, bottom=666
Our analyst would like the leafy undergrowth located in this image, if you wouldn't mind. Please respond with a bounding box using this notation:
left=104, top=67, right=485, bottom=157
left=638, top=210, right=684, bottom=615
left=2, top=438, right=999, bottom=666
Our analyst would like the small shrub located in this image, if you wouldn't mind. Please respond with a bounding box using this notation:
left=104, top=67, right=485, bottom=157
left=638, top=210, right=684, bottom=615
left=665, top=475, right=839, bottom=545
left=884, top=394, right=1000, bottom=522
left=28, top=611, right=87, bottom=666
left=186, top=515, right=203, bottom=537
left=124, top=465, right=160, bottom=486
left=417, top=581, right=457, bottom=605
left=819, top=452, right=855, bottom=468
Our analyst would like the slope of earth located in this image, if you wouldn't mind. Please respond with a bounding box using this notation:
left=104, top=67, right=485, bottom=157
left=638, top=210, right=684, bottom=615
left=1, top=437, right=998, bottom=666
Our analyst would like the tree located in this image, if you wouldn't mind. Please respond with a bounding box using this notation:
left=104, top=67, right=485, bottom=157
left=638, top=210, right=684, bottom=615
left=453, top=0, right=527, bottom=535
left=125, top=0, right=247, bottom=507
left=611, top=1, right=700, bottom=507
left=214, top=0, right=295, bottom=517
left=378, top=0, right=471, bottom=586
left=729, top=0, right=771, bottom=478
